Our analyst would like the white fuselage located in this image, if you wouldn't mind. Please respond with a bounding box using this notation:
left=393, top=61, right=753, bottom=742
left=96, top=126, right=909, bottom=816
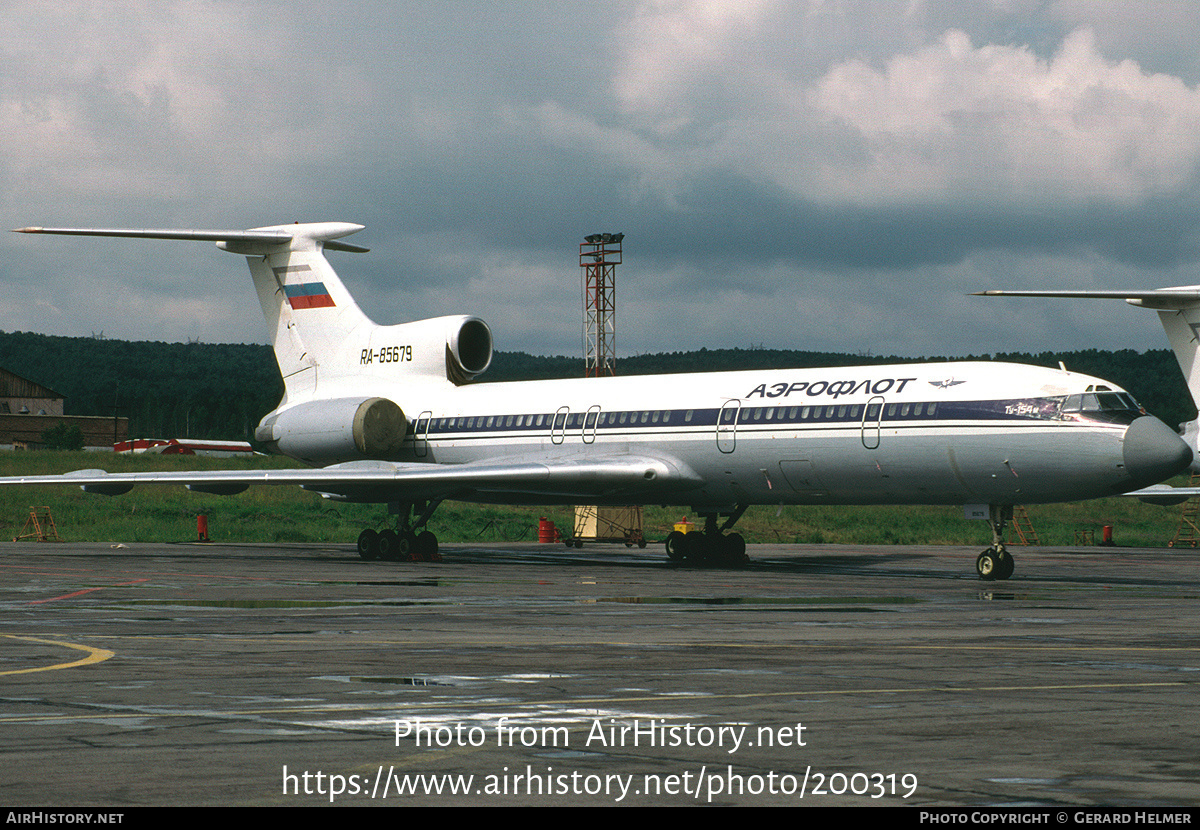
left=276, top=359, right=1182, bottom=510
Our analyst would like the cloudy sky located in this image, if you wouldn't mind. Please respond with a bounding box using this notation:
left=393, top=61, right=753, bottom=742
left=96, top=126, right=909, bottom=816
left=5, top=1, right=1200, bottom=363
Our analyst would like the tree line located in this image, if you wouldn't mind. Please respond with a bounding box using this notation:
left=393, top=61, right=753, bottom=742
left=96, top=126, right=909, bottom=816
left=0, top=332, right=282, bottom=441
left=0, top=330, right=1192, bottom=441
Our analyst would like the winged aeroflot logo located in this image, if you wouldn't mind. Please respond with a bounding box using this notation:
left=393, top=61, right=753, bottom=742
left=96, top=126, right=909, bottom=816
left=930, top=377, right=966, bottom=389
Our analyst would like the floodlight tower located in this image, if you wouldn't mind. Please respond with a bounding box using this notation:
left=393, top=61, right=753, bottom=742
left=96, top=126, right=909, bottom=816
left=580, top=232, right=623, bottom=377
left=572, top=232, right=643, bottom=549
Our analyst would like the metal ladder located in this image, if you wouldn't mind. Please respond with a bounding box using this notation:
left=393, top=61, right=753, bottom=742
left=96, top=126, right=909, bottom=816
left=13, top=506, right=61, bottom=542
left=1010, top=505, right=1040, bottom=546
left=1169, top=473, right=1200, bottom=548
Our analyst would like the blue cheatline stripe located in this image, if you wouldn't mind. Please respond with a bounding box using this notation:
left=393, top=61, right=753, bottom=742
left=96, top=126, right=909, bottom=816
left=407, top=397, right=1132, bottom=438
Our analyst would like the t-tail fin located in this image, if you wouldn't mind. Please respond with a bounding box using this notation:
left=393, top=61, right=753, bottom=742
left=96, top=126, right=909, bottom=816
left=1145, top=293, right=1200, bottom=411
left=13, top=222, right=494, bottom=408
left=221, top=223, right=374, bottom=401
left=13, top=222, right=374, bottom=400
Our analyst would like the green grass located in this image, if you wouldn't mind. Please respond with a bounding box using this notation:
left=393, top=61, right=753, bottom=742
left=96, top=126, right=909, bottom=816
left=0, top=450, right=1191, bottom=548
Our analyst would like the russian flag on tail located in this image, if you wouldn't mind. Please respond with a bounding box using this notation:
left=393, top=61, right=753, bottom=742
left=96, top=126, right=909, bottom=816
left=284, top=282, right=336, bottom=309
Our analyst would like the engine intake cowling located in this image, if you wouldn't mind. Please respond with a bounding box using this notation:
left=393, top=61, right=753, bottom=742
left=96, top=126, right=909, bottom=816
left=256, top=397, right=407, bottom=463
left=368, top=315, right=492, bottom=384
left=447, top=316, right=493, bottom=383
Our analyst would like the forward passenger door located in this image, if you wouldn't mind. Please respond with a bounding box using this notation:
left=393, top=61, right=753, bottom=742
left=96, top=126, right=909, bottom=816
left=717, top=400, right=739, bottom=453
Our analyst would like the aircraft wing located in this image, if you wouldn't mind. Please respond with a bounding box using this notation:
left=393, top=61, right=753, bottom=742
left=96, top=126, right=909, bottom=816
left=0, top=453, right=704, bottom=503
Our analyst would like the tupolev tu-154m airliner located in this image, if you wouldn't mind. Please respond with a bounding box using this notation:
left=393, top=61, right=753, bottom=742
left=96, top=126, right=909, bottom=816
left=5, top=223, right=1193, bottom=580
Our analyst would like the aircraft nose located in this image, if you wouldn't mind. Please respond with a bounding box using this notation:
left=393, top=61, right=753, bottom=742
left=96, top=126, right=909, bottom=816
left=1123, top=416, right=1193, bottom=485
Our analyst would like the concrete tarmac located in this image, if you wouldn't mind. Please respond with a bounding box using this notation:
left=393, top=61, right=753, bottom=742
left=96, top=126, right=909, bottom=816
left=0, top=540, right=1197, bottom=807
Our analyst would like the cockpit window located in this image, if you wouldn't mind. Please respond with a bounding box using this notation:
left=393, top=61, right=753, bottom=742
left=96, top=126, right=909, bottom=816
left=1062, top=392, right=1142, bottom=414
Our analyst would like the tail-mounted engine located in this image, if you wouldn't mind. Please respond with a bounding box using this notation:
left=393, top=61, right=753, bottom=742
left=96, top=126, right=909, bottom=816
left=363, top=315, right=492, bottom=385
left=446, top=316, right=493, bottom=384
left=256, top=397, right=407, bottom=464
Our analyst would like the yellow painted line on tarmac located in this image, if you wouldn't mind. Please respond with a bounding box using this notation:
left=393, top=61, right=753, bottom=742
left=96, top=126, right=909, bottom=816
left=0, top=634, right=115, bottom=676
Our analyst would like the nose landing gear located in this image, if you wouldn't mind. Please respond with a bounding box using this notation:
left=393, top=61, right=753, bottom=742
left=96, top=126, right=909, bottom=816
left=976, top=505, right=1015, bottom=581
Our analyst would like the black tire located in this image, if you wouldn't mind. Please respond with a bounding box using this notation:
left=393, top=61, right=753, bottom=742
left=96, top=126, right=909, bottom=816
left=357, top=529, right=379, bottom=560
left=415, top=530, right=438, bottom=561
left=378, top=529, right=400, bottom=561
left=976, top=550, right=998, bottom=580
left=398, top=530, right=418, bottom=561
left=725, top=533, right=748, bottom=563
left=995, top=550, right=1015, bottom=580
left=683, top=533, right=708, bottom=563
left=665, top=531, right=686, bottom=561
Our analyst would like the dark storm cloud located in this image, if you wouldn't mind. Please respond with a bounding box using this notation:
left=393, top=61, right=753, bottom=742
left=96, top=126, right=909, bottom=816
left=5, top=1, right=1200, bottom=358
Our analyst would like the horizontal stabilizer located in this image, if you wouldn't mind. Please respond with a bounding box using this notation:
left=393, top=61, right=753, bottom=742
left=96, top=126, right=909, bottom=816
left=11, top=223, right=369, bottom=253
left=13, top=227, right=293, bottom=244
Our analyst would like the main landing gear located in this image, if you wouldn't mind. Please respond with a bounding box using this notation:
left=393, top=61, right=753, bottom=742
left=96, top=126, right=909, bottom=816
left=976, top=504, right=1015, bottom=581
left=357, top=499, right=442, bottom=562
left=664, top=507, right=749, bottom=566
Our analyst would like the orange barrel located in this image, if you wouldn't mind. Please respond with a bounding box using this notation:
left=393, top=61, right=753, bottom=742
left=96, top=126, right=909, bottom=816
left=537, top=517, right=556, bottom=543
left=1102, top=525, right=1113, bottom=545
left=197, top=514, right=209, bottom=542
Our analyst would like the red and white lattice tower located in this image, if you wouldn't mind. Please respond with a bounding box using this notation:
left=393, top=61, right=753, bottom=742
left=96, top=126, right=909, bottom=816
left=580, top=233, right=623, bottom=377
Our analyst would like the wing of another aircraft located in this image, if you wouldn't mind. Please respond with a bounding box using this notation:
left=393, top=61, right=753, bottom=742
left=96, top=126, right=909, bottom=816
left=1121, top=483, right=1199, bottom=506
left=973, top=288, right=1200, bottom=308
left=0, top=453, right=704, bottom=504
